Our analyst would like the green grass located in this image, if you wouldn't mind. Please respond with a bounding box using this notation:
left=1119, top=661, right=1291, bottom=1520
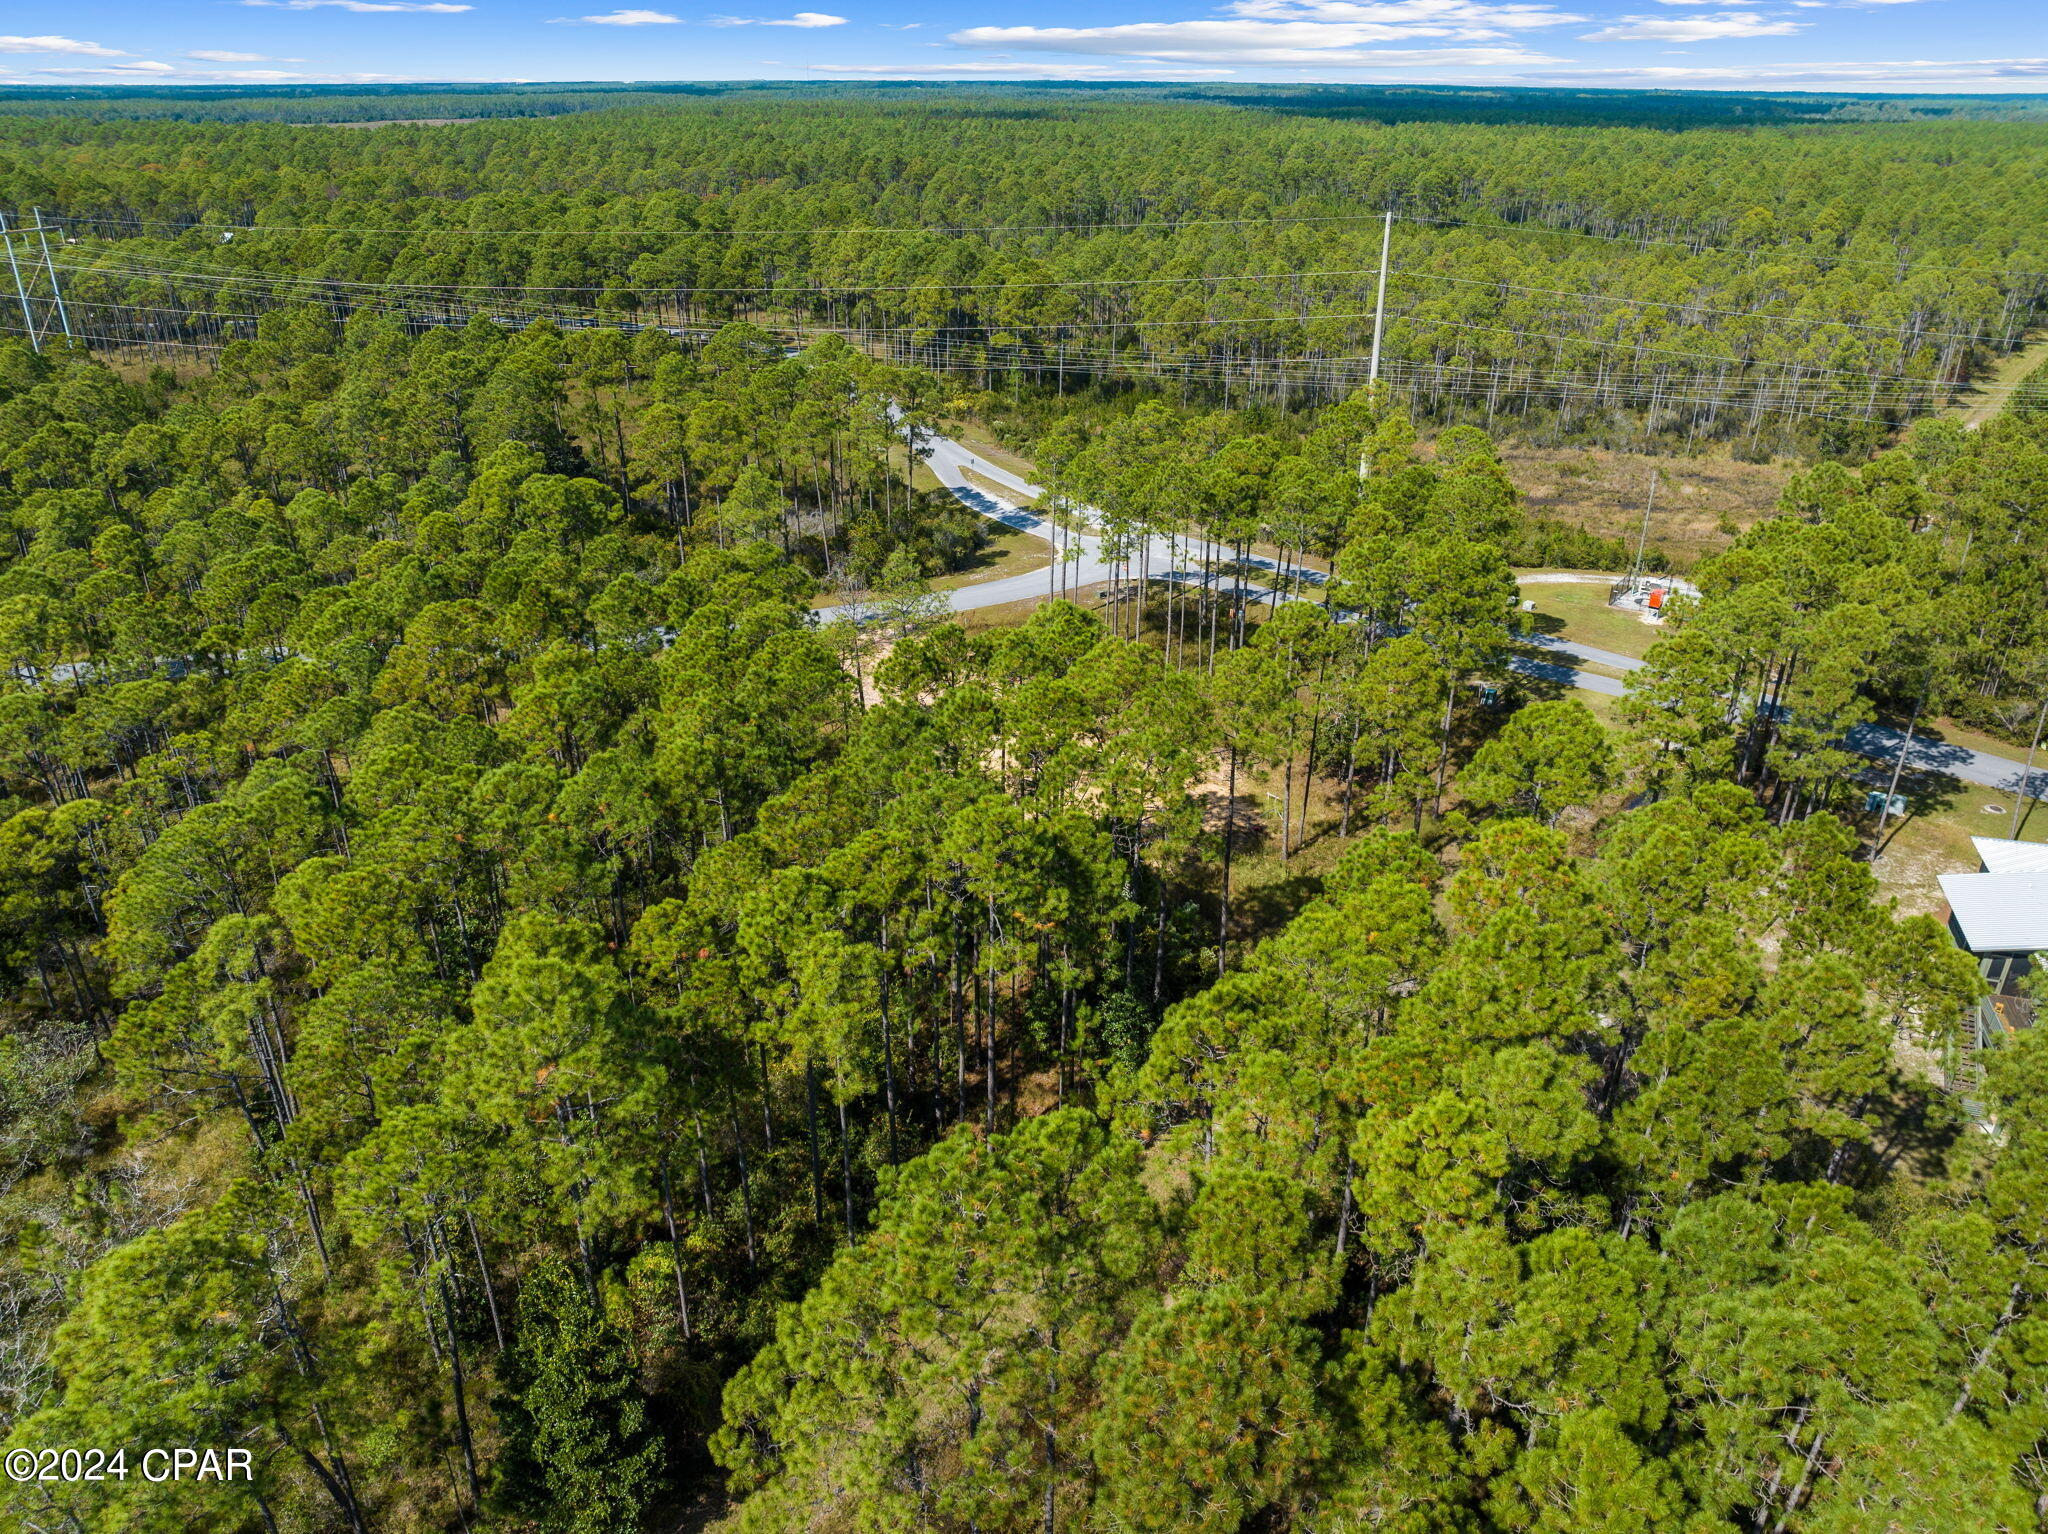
left=1573, top=688, right=1629, bottom=730
left=1517, top=577, right=1663, bottom=660
left=932, top=530, right=1052, bottom=590
left=1915, top=716, right=2045, bottom=769
left=943, top=420, right=1040, bottom=478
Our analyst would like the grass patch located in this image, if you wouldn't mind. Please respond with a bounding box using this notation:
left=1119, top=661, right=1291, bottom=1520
left=1572, top=688, right=1630, bottom=730
left=932, top=530, right=1052, bottom=590
left=943, top=420, right=1040, bottom=478
left=956, top=582, right=1112, bottom=634
left=1917, top=716, right=2044, bottom=768
left=961, top=466, right=1038, bottom=504
left=1518, top=579, right=1664, bottom=660
left=1944, top=330, right=2048, bottom=430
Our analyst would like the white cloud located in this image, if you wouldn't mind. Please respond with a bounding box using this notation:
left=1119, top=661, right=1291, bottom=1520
left=937, top=1, right=1583, bottom=68
left=3, top=63, right=411, bottom=82
left=34, top=60, right=179, bottom=74
left=713, top=10, right=849, bottom=23
left=578, top=8, right=681, bottom=20
left=948, top=20, right=1560, bottom=64
left=241, top=1, right=473, bottom=11
left=0, top=34, right=127, bottom=56
left=1220, top=0, right=1582, bottom=26
left=1578, top=11, right=1801, bottom=38
left=811, top=59, right=1238, bottom=76
left=1530, top=55, right=2048, bottom=87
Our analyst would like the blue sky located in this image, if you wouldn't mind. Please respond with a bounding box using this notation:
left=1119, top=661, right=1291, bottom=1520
left=2, top=0, right=2043, bottom=92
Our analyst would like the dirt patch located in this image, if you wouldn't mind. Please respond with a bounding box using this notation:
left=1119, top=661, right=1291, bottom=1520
left=1500, top=445, right=1793, bottom=570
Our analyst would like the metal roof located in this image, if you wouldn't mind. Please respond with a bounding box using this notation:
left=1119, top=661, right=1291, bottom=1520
left=1974, top=837, right=2048, bottom=875
left=1941, top=872, right=2048, bottom=954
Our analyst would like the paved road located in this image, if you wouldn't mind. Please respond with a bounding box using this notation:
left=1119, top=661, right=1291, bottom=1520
left=831, top=427, right=2045, bottom=801
left=820, top=429, right=1329, bottom=623
left=1844, top=721, right=2048, bottom=797
left=837, top=429, right=1655, bottom=692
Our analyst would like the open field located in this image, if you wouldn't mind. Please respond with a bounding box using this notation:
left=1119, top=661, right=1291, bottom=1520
left=1502, top=444, right=1792, bottom=568
left=1518, top=578, right=1664, bottom=660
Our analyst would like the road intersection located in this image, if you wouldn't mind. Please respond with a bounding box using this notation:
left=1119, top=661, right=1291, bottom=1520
left=825, top=424, right=2046, bottom=801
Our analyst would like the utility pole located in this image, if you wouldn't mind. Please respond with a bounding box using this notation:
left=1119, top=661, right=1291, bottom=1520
left=30, top=209, right=72, bottom=342
left=1628, top=470, right=1659, bottom=589
left=0, top=210, right=39, bottom=352
left=1360, top=208, right=1394, bottom=481
left=2014, top=692, right=2048, bottom=838
left=1367, top=209, right=1393, bottom=389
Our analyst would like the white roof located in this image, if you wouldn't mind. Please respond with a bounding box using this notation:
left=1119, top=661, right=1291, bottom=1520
left=1940, top=872, right=2048, bottom=954
left=1974, top=837, right=2048, bottom=875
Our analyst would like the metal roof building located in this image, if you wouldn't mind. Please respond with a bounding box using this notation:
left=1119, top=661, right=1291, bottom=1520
left=1972, top=836, right=2048, bottom=876
left=1939, top=872, right=2048, bottom=962
left=1942, top=841, right=2048, bottom=1048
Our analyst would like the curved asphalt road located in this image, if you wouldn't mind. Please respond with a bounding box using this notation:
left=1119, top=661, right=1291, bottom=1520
left=825, top=428, right=1654, bottom=688
left=822, top=426, right=2044, bottom=801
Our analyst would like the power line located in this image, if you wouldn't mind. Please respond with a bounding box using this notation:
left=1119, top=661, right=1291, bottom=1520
left=60, top=251, right=1405, bottom=296
left=44, top=254, right=1982, bottom=382
left=1390, top=268, right=1992, bottom=345
left=13, top=312, right=2000, bottom=427
left=48, top=205, right=2048, bottom=285
left=54, top=245, right=2012, bottom=352
left=47, top=209, right=1403, bottom=240
left=1393, top=211, right=2048, bottom=285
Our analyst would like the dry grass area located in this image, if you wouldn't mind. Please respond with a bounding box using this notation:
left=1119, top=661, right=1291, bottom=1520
left=1945, top=331, right=2048, bottom=430
left=1501, top=445, right=1794, bottom=569
left=94, top=348, right=213, bottom=386
left=1873, top=793, right=2048, bottom=918
left=956, top=581, right=1113, bottom=633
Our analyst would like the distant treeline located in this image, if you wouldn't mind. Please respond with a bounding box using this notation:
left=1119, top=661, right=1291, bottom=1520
left=6, top=80, right=2048, bottom=127
left=0, top=82, right=726, bottom=125
left=11, top=92, right=2047, bottom=456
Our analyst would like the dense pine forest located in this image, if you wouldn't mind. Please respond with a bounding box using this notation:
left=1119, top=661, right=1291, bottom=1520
left=8, top=90, right=2048, bottom=451
left=2, top=85, right=2048, bottom=1534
